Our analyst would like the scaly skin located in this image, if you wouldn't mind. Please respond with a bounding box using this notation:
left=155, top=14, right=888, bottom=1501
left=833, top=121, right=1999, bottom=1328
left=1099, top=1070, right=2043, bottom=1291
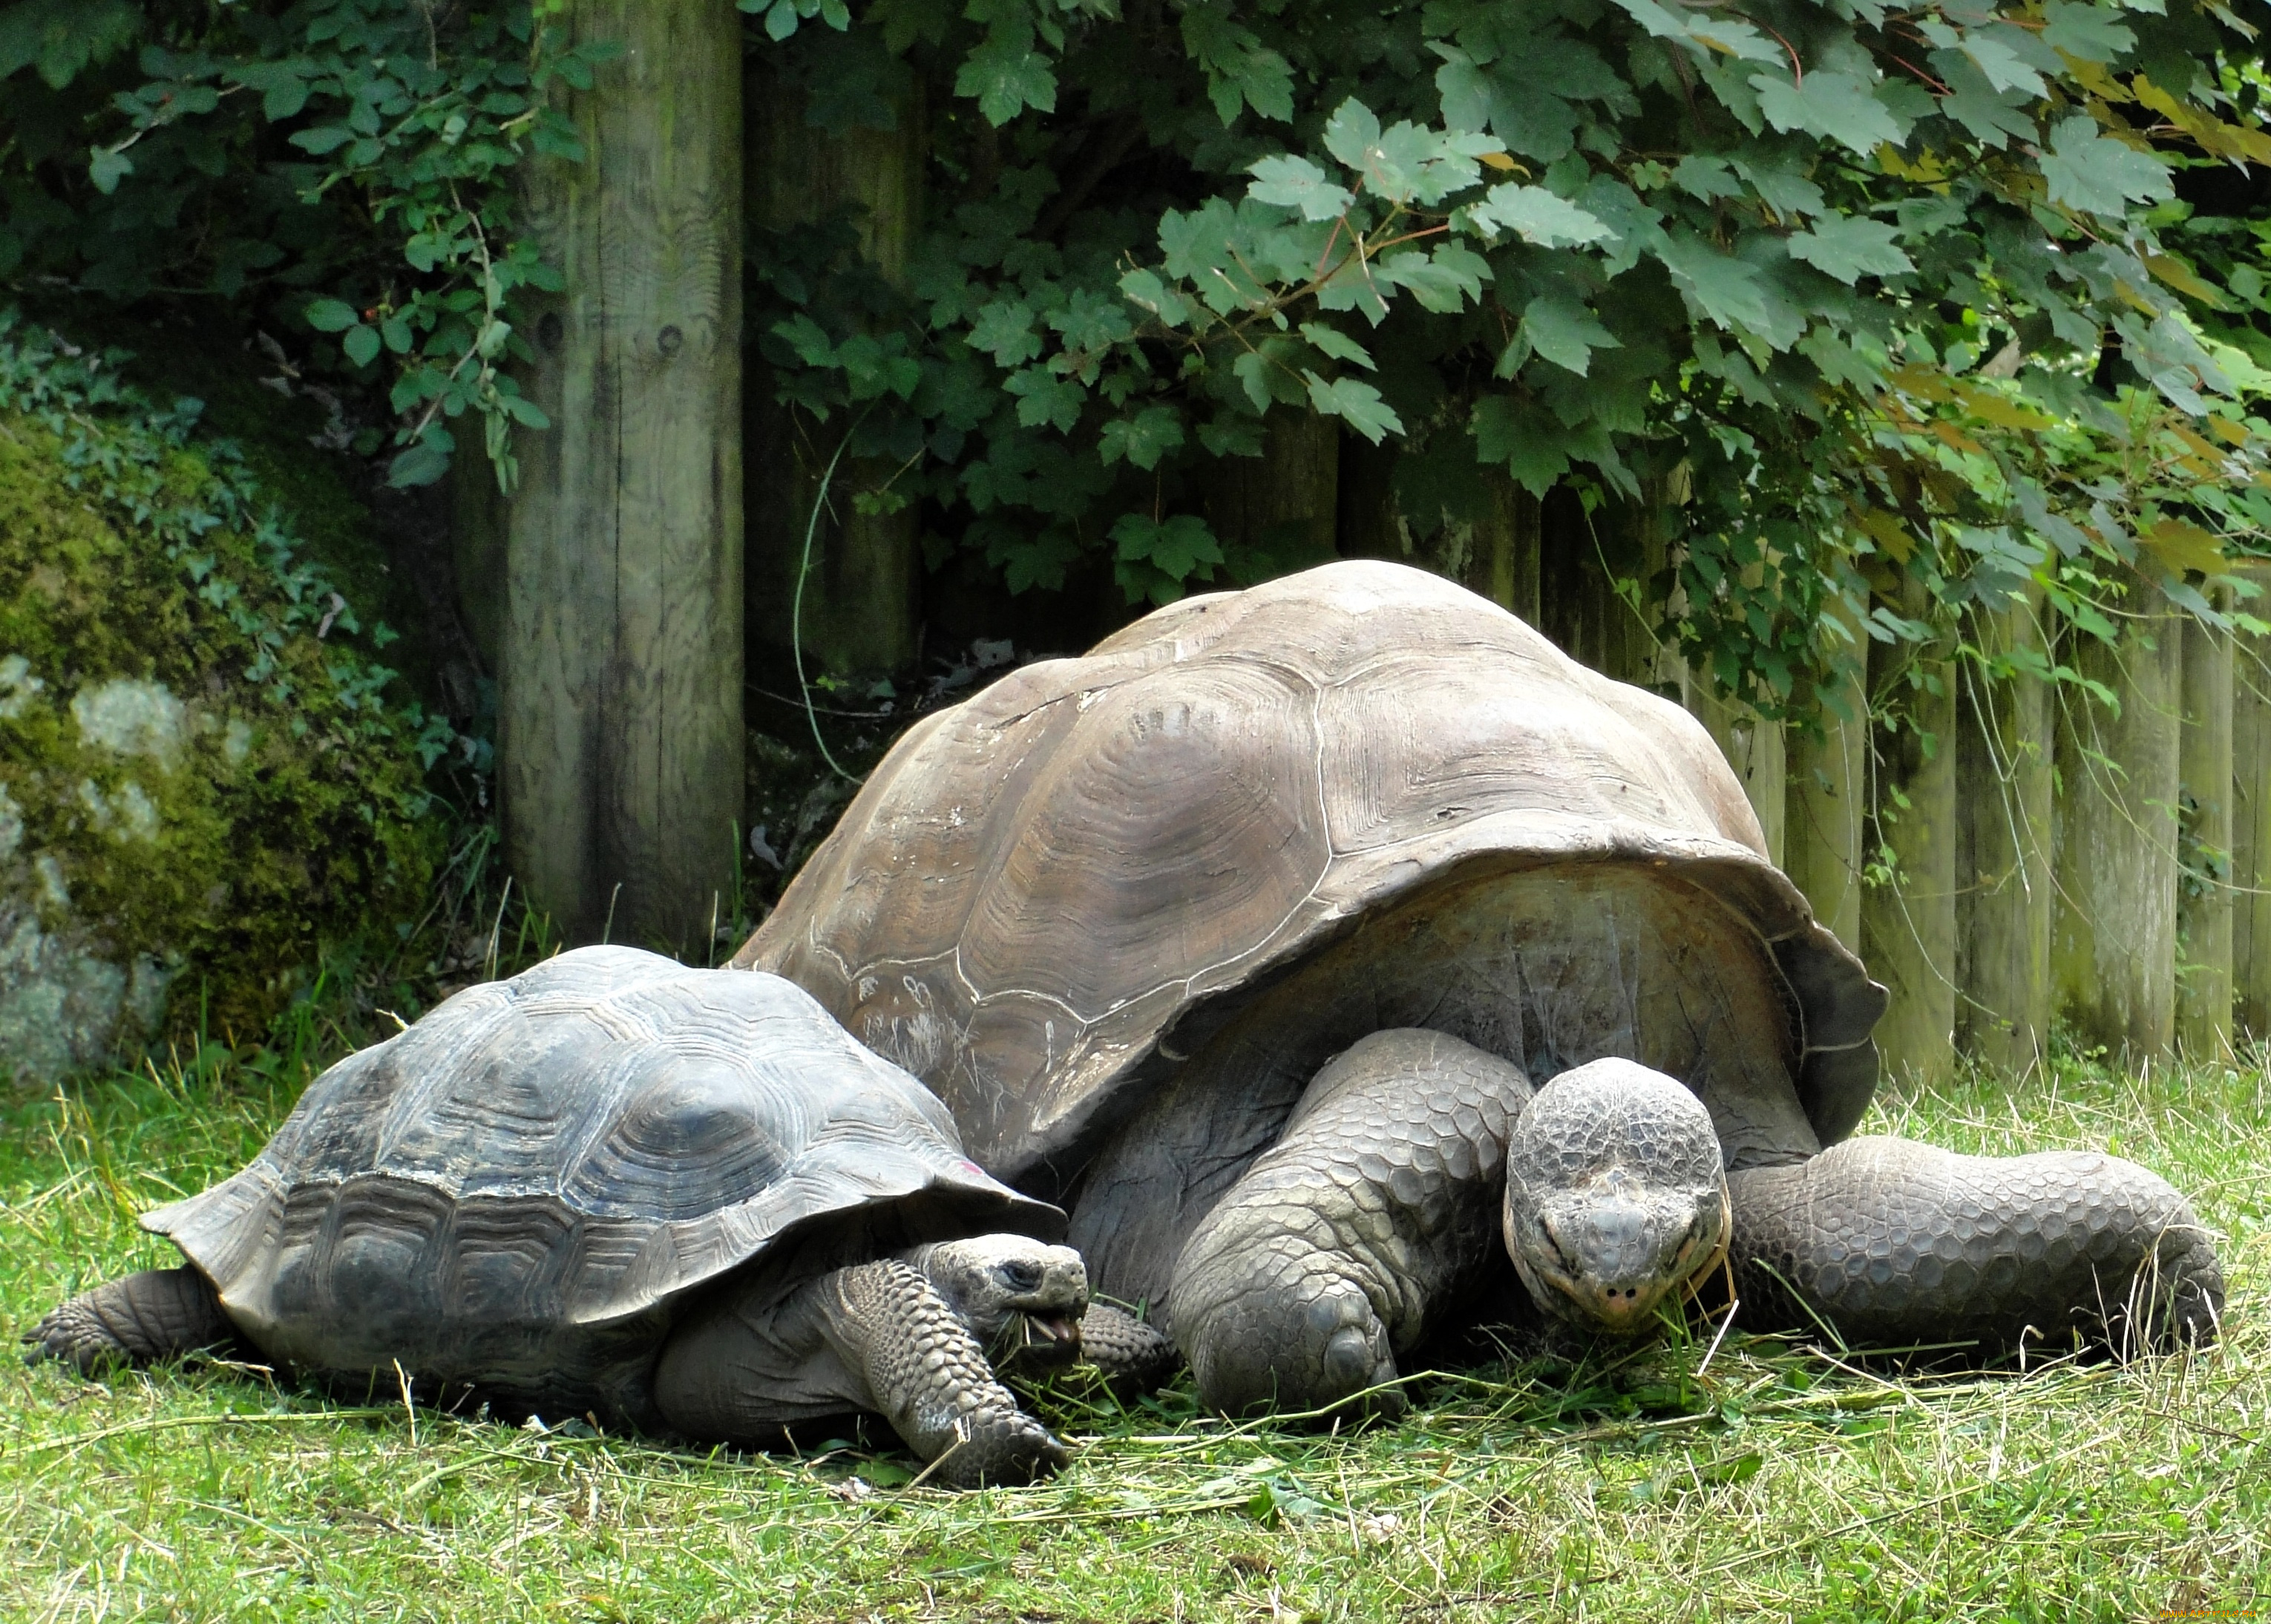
left=1172, top=1030, right=1530, bottom=1415
left=1076, top=1304, right=1177, bottom=1395
left=835, top=1260, right=1070, bottom=1486
left=1728, top=1136, right=2224, bottom=1357
left=24, top=1268, right=236, bottom=1375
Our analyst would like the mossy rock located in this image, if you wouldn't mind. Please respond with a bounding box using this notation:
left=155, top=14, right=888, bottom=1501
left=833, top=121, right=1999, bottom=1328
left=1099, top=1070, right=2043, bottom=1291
left=0, top=318, right=446, bottom=1079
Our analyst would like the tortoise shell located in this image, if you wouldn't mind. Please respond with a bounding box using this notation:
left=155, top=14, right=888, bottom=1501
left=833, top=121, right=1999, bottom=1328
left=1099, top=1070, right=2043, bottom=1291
left=143, top=946, right=1061, bottom=1427
left=738, top=562, right=1884, bottom=1205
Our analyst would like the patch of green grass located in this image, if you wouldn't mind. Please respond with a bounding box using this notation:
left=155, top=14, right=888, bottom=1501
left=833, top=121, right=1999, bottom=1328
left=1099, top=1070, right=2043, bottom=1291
left=4, top=1047, right=2267, bottom=1622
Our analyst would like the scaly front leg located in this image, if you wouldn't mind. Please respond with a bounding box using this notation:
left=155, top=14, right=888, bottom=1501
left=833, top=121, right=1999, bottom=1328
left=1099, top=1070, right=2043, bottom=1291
left=1728, top=1137, right=2223, bottom=1358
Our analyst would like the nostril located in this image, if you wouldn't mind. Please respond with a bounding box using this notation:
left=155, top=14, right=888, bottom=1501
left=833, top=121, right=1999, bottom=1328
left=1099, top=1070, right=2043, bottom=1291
left=1322, top=1327, right=1374, bottom=1392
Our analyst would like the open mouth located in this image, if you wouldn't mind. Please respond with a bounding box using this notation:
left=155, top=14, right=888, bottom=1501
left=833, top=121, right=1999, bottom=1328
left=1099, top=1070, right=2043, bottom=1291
left=1026, top=1314, right=1081, bottom=1355
left=999, top=1312, right=1083, bottom=1369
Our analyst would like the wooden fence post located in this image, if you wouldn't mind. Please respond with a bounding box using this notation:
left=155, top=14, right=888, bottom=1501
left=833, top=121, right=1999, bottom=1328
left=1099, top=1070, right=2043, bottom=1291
left=1688, top=687, right=1786, bottom=869
left=744, top=56, right=924, bottom=679
left=1200, top=410, right=1339, bottom=574
left=502, top=0, right=744, bottom=952
left=1786, top=667, right=1867, bottom=949
left=1862, top=609, right=1959, bottom=1087
left=2177, top=592, right=2235, bottom=1058
left=2234, top=565, right=2271, bottom=1044
left=1955, top=597, right=2054, bottom=1074
left=2052, top=600, right=2182, bottom=1060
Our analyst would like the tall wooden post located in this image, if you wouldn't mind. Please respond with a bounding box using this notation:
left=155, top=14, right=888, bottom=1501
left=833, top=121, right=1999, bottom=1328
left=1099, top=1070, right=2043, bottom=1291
left=1201, top=411, right=1340, bottom=576
left=1955, top=597, right=2054, bottom=1075
left=503, top=0, right=744, bottom=952
left=1540, top=487, right=1656, bottom=686
left=1862, top=610, right=1959, bottom=1087
left=2232, top=565, right=2271, bottom=1043
left=1786, top=664, right=1867, bottom=949
left=1688, top=687, right=1786, bottom=868
left=2177, top=595, right=2235, bottom=1058
left=2053, top=601, right=2181, bottom=1060
left=744, top=59, right=923, bottom=678
left=1337, top=434, right=1540, bottom=623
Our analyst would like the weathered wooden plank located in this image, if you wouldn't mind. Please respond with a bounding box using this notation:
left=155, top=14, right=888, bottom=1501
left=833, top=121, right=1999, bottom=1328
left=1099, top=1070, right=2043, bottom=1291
left=1688, top=687, right=1786, bottom=869
left=502, top=0, right=743, bottom=952
left=743, top=59, right=923, bottom=678
left=1540, top=487, right=1655, bottom=687
left=1786, top=667, right=1867, bottom=951
left=2234, top=565, right=2271, bottom=1043
left=1861, top=623, right=1959, bottom=1087
left=1199, top=411, right=1339, bottom=577
left=1954, top=597, right=2054, bottom=1075
left=2052, top=602, right=2181, bottom=1060
left=1335, top=436, right=1539, bottom=624
left=2177, top=593, right=2235, bottom=1058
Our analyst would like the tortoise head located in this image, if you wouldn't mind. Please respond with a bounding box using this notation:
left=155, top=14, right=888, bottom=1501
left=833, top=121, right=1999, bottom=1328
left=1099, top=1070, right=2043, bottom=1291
left=910, top=1235, right=1091, bottom=1371
left=1502, top=1059, right=1730, bottom=1336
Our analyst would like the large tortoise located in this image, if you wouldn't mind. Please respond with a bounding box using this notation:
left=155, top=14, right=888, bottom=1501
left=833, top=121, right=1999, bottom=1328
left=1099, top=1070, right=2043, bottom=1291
left=27, top=946, right=1134, bottom=1484
left=737, top=561, right=2224, bottom=1413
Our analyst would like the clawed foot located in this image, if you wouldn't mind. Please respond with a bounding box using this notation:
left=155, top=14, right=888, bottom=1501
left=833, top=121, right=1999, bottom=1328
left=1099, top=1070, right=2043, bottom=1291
left=1074, top=1303, right=1179, bottom=1397
left=22, top=1298, right=134, bottom=1377
left=928, top=1404, right=1071, bottom=1488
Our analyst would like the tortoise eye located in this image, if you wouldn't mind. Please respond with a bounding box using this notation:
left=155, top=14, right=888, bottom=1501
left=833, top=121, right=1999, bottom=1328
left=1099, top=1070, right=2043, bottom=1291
left=1000, top=1260, right=1043, bottom=1292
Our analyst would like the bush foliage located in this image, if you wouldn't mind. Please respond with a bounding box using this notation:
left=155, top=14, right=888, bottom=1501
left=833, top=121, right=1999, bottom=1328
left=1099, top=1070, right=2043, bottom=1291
left=2, top=0, right=2267, bottom=705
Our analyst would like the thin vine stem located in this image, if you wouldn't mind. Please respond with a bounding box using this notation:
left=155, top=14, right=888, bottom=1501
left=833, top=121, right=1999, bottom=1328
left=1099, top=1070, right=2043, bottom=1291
left=793, top=410, right=874, bottom=785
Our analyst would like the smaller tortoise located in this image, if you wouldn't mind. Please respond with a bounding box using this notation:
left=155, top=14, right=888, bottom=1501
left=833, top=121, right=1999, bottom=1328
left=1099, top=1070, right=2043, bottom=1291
left=27, top=946, right=1165, bottom=1484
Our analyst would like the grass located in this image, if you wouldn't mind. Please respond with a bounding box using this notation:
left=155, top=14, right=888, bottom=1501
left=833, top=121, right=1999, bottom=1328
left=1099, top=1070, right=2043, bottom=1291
left=4, top=1044, right=2267, bottom=1623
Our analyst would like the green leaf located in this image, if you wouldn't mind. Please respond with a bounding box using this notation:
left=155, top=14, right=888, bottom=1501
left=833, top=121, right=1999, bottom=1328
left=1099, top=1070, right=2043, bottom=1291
left=2041, top=1, right=2135, bottom=61
left=1248, top=156, right=1351, bottom=222
left=1960, top=30, right=2045, bottom=96
left=1520, top=295, right=1618, bottom=376
left=1656, top=234, right=1774, bottom=334
left=2039, top=115, right=2173, bottom=217
left=969, top=301, right=1043, bottom=367
left=1119, top=268, right=1191, bottom=328
left=86, top=147, right=133, bottom=194
left=0, top=0, right=137, bottom=88
left=304, top=298, right=361, bottom=333
left=288, top=125, right=357, bottom=156
left=1749, top=71, right=1905, bottom=157
left=764, top=1, right=801, bottom=40
left=1233, top=350, right=1276, bottom=411
left=1376, top=245, right=1490, bottom=314
left=1006, top=367, right=1085, bottom=432
left=1111, top=513, right=1225, bottom=603
left=1472, top=395, right=1570, bottom=495
left=1098, top=404, right=1186, bottom=469
left=1320, top=99, right=1383, bottom=170
left=772, top=312, right=838, bottom=367
left=1786, top=216, right=1916, bottom=284
left=1468, top=183, right=1613, bottom=247
left=1300, top=322, right=1375, bottom=370
left=1303, top=373, right=1403, bottom=444
left=342, top=324, right=382, bottom=368
left=955, top=44, right=1057, bottom=125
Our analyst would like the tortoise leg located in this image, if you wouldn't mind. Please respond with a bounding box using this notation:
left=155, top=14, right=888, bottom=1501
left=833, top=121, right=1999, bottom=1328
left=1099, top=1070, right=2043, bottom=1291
left=24, top=1268, right=236, bottom=1375
left=1168, top=1029, right=1529, bottom=1417
left=1728, top=1137, right=2224, bottom=1358
left=1076, top=1303, right=1177, bottom=1395
left=654, top=1260, right=1069, bottom=1487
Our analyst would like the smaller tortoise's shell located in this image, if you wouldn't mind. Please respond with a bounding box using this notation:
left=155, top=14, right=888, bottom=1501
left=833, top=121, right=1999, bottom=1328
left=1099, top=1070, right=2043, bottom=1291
left=145, top=946, right=1059, bottom=1426
left=740, top=561, right=1884, bottom=1187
